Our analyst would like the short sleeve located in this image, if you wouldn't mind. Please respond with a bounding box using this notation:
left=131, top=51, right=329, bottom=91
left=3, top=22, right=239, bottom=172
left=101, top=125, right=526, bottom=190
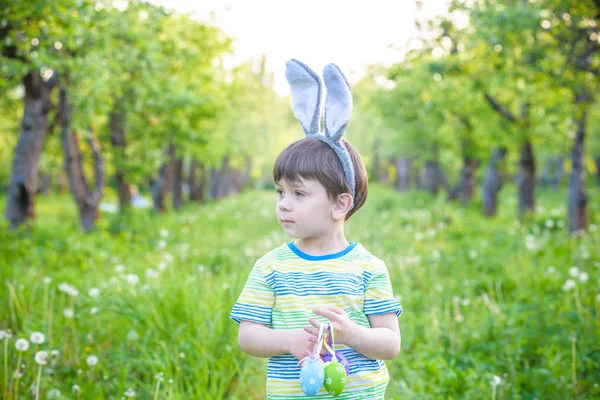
left=363, top=261, right=402, bottom=317
left=230, top=261, right=275, bottom=325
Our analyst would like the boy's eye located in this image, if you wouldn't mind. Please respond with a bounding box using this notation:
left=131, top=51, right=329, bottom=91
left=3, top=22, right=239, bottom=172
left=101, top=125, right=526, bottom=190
left=294, top=191, right=305, bottom=197
left=276, top=189, right=283, bottom=196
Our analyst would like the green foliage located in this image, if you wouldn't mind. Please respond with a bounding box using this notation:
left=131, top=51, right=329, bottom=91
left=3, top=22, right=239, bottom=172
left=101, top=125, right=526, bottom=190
left=0, top=185, right=599, bottom=398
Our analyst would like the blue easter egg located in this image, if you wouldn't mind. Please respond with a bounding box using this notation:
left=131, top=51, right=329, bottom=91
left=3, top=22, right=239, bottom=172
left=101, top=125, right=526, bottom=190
left=299, top=358, right=325, bottom=396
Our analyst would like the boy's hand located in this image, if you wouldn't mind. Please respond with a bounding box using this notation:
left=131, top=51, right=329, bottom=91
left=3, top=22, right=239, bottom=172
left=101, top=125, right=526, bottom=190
left=287, top=329, right=316, bottom=361
left=304, top=307, right=358, bottom=346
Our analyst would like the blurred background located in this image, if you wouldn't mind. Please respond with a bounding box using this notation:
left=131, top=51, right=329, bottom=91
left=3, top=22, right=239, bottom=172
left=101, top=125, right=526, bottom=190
left=0, top=0, right=599, bottom=399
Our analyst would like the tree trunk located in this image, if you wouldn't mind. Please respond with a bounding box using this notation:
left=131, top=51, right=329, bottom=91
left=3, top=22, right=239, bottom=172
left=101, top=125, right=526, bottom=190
left=59, top=87, right=105, bottom=233
left=422, top=161, right=448, bottom=195
left=372, top=140, right=386, bottom=183
left=482, top=148, right=507, bottom=217
left=448, top=158, right=479, bottom=205
left=37, top=172, right=51, bottom=195
left=394, top=157, right=411, bottom=192
left=568, top=106, right=588, bottom=234
left=109, top=105, right=131, bottom=212
left=209, top=166, right=220, bottom=200
left=516, top=139, right=535, bottom=219
left=5, top=70, right=58, bottom=229
left=172, top=156, right=184, bottom=210
left=188, top=160, right=205, bottom=203
left=151, top=143, right=175, bottom=212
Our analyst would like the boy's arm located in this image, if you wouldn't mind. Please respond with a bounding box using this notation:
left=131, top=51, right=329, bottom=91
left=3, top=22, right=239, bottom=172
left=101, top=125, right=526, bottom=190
left=238, top=321, right=315, bottom=360
left=348, top=313, right=400, bottom=360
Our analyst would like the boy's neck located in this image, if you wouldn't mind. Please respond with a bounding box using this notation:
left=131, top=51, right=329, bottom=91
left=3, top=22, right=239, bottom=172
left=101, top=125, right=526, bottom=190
left=294, top=228, right=350, bottom=257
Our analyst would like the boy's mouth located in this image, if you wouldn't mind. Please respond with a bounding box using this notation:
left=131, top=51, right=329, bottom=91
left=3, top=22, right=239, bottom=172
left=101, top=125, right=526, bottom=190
left=281, top=219, right=295, bottom=225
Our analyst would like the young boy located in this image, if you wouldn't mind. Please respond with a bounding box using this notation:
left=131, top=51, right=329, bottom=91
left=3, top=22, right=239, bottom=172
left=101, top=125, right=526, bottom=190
left=230, top=60, right=402, bottom=399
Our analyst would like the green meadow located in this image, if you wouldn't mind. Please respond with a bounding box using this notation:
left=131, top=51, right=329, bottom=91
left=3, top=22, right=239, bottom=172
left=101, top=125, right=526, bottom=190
left=0, top=185, right=598, bottom=399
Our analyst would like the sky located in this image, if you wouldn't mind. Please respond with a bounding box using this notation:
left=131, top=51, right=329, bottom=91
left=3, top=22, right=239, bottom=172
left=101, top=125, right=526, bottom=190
left=152, top=0, right=451, bottom=94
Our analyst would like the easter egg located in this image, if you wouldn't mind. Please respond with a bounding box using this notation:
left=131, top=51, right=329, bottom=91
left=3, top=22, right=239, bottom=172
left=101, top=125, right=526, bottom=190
left=299, top=357, right=325, bottom=396
left=323, top=360, right=347, bottom=396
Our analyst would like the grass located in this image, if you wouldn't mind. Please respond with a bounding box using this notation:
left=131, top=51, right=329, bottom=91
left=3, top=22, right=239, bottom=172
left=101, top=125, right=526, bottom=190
left=0, top=183, right=599, bottom=399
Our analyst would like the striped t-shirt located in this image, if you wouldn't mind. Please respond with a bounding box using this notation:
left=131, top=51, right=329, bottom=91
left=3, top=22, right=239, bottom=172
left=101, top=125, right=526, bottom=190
left=230, top=241, right=402, bottom=399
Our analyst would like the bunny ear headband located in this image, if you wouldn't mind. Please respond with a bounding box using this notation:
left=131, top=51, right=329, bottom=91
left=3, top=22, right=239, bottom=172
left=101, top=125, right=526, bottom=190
left=284, top=59, right=356, bottom=199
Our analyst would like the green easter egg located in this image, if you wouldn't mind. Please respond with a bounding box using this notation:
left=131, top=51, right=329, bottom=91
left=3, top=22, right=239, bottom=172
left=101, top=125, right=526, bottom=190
left=323, top=361, right=347, bottom=396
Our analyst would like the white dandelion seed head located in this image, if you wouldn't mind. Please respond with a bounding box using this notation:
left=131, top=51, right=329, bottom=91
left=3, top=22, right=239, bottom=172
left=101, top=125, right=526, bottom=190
left=89, top=288, right=101, bottom=298
left=43, top=277, right=52, bottom=284
left=163, top=253, right=173, bottom=262
left=29, top=332, right=45, bottom=344
left=47, top=388, right=61, bottom=398
left=158, top=240, right=167, bottom=249
left=86, top=355, right=98, bottom=366
left=569, top=266, right=580, bottom=277
left=90, top=307, right=99, bottom=315
left=127, top=330, right=139, bottom=341
left=13, top=370, right=23, bottom=379
left=491, top=375, right=501, bottom=386
left=579, top=272, right=589, bottom=283
left=63, top=308, right=74, bottom=318
left=158, top=261, right=168, bottom=271
left=58, top=282, right=79, bottom=297
left=124, top=388, right=135, bottom=397
left=126, top=274, right=139, bottom=285
left=115, top=264, right=125, bottom=273
left=73, top=385, right=81, bottom=392
left=51, top=350, right=60, bottom=357
left=146, top=269, right=159, bottom=279
left=35, top=350, right=49, bottom=365
left=15, top=339, right=29, bottom=351
left=179, top=352, right=185, bottom=358
left=160, top=229, right=169, bottom=238
left=562, top=279, right=577, bottom=291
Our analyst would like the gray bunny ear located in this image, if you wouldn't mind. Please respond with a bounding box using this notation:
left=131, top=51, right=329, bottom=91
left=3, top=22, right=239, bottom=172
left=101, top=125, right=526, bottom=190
left=285, top=59, right=322, bottom=135
left=323, top=64, right=353, bottom=142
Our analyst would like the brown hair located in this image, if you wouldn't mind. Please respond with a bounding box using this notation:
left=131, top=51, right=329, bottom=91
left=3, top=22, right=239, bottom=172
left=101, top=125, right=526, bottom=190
left=273, top=138, right=368, bottom=220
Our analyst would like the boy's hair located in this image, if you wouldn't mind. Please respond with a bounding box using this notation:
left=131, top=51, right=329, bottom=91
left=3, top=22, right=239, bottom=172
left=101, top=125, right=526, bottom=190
left=273, top=138, right=368, bottom=220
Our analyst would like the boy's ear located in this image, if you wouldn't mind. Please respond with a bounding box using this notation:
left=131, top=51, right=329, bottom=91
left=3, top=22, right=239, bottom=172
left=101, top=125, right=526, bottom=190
left=332, top=193, right=354, bottom=221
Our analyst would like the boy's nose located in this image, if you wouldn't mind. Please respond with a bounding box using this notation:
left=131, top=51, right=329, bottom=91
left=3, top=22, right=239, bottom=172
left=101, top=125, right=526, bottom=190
left=278, top=199, right=291, bottom=212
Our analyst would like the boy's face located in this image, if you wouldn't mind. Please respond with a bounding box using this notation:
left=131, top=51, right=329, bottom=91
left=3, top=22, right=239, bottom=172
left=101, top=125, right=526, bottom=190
left=275, top=177, right=336, bottom=239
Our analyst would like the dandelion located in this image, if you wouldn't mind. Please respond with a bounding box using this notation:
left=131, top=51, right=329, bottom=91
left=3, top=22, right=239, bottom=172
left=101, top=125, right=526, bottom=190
left=126, top=274, right=139, bottom=285
left=15, top=339, right=29, bottom=351
left=569, top=266, right=580, bottom=277
left=158, top=261, right=168, bottom=271
left=51, top=350, right=60, bottom=357
left=30, top=332, right=45, bottom=345
left=469, top=249, right=478, bottom=259
left=13, top=370, right=23, bottom=379
left=58, top=282, right=79, bottom=296
left=160, top=229, right=169, bottom=238
left=115, top=264, right=125, bottom=273
left=43, top=277, right=52, bottom=284
left=578, top=272, right=589, bottom=283
left=64, top=308, right=74, bottom=318
left=146, top=269, right=159, bottom=279
left=34, top=351, right=48, bottom=400
left=179, top=352, right=185, bottom=358
left=124, top=388, right=136, bottom=397
left=73, top=385, right=80, bottom=392
left=47, top=388, right=60, bottom=398
left=35, top=351, right=48, bottom=365
left=90, top=307, right=99, bottom=315
left=525, top=235, right=536, bottom=250
left=86, top=355, right=98, bottom=366
left=562, top=279, right=577, bottom=291
left=545, top=219, right=554, bottom=228
left=491, top=375, right=501, bottom=400
left=158, top=240, right=167, bottom=249
left=89, top=288, right=101, bottom=298
left=127, top=330, right=139, bottom=341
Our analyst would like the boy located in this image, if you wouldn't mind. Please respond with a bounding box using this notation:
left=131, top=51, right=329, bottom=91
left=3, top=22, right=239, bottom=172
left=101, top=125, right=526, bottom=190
left=230, top=60, right=402, bottom=399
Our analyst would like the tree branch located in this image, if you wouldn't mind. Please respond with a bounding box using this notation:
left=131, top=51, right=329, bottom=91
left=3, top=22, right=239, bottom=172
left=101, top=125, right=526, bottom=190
left=484, top=93, right=518, bottom=123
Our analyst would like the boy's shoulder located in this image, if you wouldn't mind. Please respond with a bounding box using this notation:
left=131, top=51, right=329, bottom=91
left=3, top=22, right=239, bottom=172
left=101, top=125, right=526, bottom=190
left=352, top=242, right=387, bottom=269
left=254, top=243, right=291, bottom=266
